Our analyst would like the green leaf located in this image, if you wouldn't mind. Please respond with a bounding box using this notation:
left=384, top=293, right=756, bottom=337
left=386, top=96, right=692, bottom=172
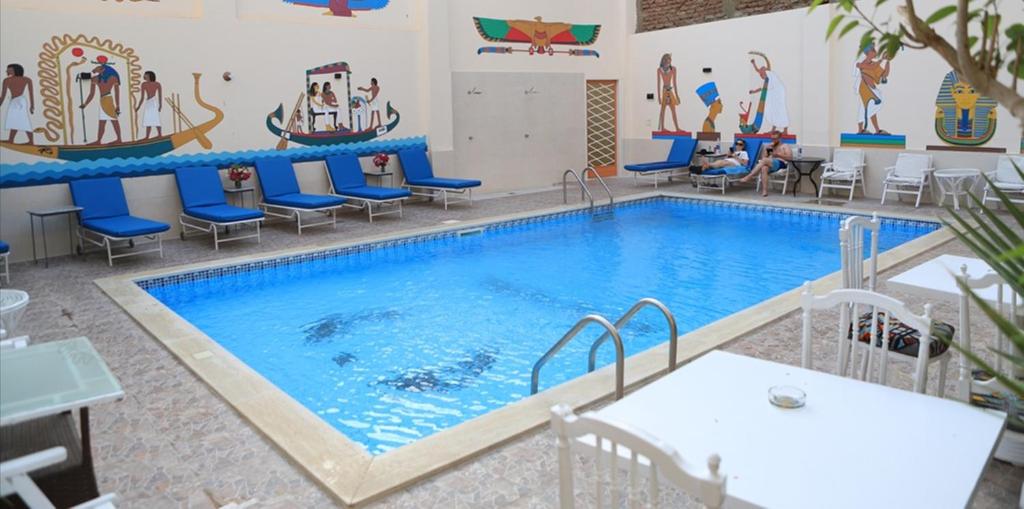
left=1009, top=59, right=1024, bottom=79
left=808, top=0, right=826, bottom=14
left=839, top=20, right=860, bottom=39
left=925, top=5, right=958, bottom=25
left=968, top=35, right=979, bottom=48
left=875, top=0, right=888, bottom=6
left=858, top=31, right=876, bottom=54
left=826, top=15, right=846, bottom=39
left=839, top=0, right=854, bottom=12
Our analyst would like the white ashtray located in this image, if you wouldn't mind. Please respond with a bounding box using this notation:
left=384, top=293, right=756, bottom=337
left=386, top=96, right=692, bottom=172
left=769, top=385, right=806, bottom=409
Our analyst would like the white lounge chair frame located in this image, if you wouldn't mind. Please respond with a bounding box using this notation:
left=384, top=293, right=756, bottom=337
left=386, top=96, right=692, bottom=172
left=692, top=172, right=742, bottom=194
left=76, top=226, right=163, bottom=267
left=402, top=180, right=473, bottom=210
left=326, top=169, right=407, bottom=223
left=819, top=148, right=867, bottom=201
left=982, top=155, right=1024, bottom=206
left=258, top=202, right=339, bottom=235
left=550, top=404, right=726, bottom=509
left=0, top=447, right=117, bottom=509
left=178, top=214, right=263, bottom=250
left=880, top=153, right=934, bottom=208
left=800, top=281, right=947, bottom=395
left=630, top=167, right=689, bottom=189
left=0, top=250, right=8, bottom=284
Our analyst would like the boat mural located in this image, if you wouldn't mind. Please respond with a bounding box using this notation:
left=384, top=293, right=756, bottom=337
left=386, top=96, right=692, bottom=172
left=1, top=73, right=222, bottom=161
left=282, top=0, right=389, bottom=17
left=266, top=61, right=399, bottom=149
left=0, top=34, right=223, bottom=163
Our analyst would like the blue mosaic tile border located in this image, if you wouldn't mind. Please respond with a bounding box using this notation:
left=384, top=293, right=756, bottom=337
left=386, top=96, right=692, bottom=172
left=135, top=196, right=940, bottom=290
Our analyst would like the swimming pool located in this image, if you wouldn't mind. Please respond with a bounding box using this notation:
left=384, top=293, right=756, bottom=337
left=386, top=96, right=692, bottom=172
left=140, top=197, right=937, bottom=455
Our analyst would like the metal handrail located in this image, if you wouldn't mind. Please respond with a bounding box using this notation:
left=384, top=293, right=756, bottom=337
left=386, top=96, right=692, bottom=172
left=588, top=298, right=678, bottom=374
left=581, top=166, right=614, bottom=208
left=531, top=315, right=625, bottom=400
left=562, top=169, right=594, bottom=210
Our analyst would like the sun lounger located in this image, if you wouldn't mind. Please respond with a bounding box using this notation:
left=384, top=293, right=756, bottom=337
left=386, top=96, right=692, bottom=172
left=68, top=177, right=169, bottom=266
left=325, top=154, right=411, bottom=222
left=174, top=166, right=264, bottom=249
left=254, top=157, right=346, bottom=234
left=398, top=149, right=481, bottom=210
left=693, top=139, right=764, bottom=194
left=623, top=137, right=698, bottom=188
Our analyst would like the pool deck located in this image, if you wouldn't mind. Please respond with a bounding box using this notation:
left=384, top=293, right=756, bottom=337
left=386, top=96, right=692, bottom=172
left=7, top=178, right=1022, bottom=508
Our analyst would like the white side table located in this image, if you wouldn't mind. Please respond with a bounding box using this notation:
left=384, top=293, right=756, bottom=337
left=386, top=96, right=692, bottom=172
left=933, top=168, right=981, bottom=210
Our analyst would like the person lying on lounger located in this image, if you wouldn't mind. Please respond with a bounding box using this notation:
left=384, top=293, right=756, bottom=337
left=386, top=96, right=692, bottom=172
left=701, top=139, right=749, bottom=171
left=740, top=131, right=792, bottom=197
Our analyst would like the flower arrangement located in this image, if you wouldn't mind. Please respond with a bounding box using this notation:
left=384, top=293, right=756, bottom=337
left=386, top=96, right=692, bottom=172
left=228, top=164, right=252, bottom=188
left=372, top=153, right=390, bottom=173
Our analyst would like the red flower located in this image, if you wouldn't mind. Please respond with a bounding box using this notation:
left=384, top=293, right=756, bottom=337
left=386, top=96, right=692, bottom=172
left=373, top=153, right=390, bottom=168
left=228, top=166, right=252, bottom=182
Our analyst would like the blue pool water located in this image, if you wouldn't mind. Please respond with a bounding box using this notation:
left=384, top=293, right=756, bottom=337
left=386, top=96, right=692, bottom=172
left=143, top=198, right=937, bottom=454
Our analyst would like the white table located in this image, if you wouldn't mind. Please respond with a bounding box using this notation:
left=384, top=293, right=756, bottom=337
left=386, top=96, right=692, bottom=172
left=933, top=168, right=982, bottom=210
left=582, top=351, right=1005, bottom=509
left=887, top=254, right=1020, bottom=307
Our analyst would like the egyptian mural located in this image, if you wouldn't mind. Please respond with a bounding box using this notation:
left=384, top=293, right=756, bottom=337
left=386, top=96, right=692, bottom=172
left=840, top=43, right=906, bottom=149
left=281, top=0, right=388, bottom=17
left=654, top=53, right=684, bottom=134
left=695, top=81, right=722, bottom=141
left=266, top=61, right=399, bottom=149
left=933, top=70, right=998, bottom=147
left=739, top=51, right=791, bottom=138
left=0, top=34, right=222, bottom=163
left=473, top=17, right=601, bottom=58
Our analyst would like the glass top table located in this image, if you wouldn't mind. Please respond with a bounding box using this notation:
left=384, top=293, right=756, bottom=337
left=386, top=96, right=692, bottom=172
left=0, top=337, right=124, bottom=426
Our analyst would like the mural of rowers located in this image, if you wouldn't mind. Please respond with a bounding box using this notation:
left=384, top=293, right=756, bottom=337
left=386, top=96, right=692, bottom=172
left=80, top=57, right=123, bottom=145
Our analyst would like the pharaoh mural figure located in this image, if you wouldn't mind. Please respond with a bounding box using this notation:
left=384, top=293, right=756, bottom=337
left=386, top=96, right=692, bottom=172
left=934, top=70, right=997, bottom=146
left=854, top=43, right=891, bottom=134
left=0, top=63, right=35, bottom=144
left=80, top=58, right=123, bottom=145
left=745, top=52, right=789, bottom=134
left=135, top=70, right=163, bottom=139
left=656, top=53, right=682, bottom=132
left=696, top=81, right=722, bottom=134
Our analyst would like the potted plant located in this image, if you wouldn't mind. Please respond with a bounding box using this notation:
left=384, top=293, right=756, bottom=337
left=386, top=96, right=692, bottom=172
left=227, top=164, right=252, bottom=189
left=372, top=153, right=390, bottom=173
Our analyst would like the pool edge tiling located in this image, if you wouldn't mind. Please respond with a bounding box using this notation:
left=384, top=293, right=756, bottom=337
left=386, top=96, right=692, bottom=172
left=95, top=193, right=953, bottom=507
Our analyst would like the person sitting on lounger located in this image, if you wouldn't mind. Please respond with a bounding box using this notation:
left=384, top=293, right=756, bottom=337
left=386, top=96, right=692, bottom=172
left=702, top=139, right=749, bottom=171
left=740, top=131, right=792, bottom=197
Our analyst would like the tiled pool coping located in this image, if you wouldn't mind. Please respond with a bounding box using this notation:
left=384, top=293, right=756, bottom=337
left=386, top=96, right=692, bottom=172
left=96, top=192, right=953, bottom=506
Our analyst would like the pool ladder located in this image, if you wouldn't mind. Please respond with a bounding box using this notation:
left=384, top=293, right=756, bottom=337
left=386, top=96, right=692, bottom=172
left=563, top=167, right=614, bottom=217
left=530, top=298, right=678, bottom=401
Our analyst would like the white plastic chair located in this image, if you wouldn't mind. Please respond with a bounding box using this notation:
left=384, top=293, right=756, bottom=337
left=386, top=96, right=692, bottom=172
left=551, top=404, right=726, bottom=509
left=0, top=250, right=8, bottom=285
left=982, top=155, right=1024, bottom=206
left=763, top=162, right=793, bottom=195
left=0, top=447, right=116, bottom=509
left=800, top=281, right=948, bottom=394
left=880, top=153, right=934, bottom=208
left=819, top=148, right=866, bottom=200
left=839, top=213, right=879, bottom=292
left=954, top=265, right=1020, bottom=401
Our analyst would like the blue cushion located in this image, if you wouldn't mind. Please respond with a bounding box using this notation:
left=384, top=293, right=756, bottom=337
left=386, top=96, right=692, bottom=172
left=0, top=240, right=9, bottom=254
left=665, top=138, right=698, bottom=163
left=406, top=177, right=481, bottom=189
left=254, top=157, right=301, bottom=198
left=624, top=161, right=689, bottom=172
left=264, top=193, right=345, bottom=209
left=325, top=154, right=368, bottom=190
left=185, top=204, right=264, bottom=223
left=702, top=166, right=748, bottom=176
left=334, top=186, right=411, bottom=201
left=175, top=166, right=228, bottom=209
left=398, top=149, right=434, bottom=182
left=83, top=216, right=169, bottom=238
left=69, top=177, right=130, bottom=221
left=741, top=139, right=765, bottom=170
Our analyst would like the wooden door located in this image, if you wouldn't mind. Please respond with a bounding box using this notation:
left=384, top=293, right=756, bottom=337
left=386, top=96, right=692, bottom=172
left=586, top=80, right=618, bottom=178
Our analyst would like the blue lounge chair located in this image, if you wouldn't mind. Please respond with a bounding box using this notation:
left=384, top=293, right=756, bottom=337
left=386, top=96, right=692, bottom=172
left=694, top=139, right=765, bottom=194
left=623, top=137, right=698, bottom=188
left=325, top=154, right=411, bottom=223
left=254, top=157, right=346, bottom=234
left=398, top=149, right=481, bottom=210
left=174, top=166, right=264, bottom=249
left=69, top=176, right=170, bottom=266
left=0, top=240, right=9, bottom=283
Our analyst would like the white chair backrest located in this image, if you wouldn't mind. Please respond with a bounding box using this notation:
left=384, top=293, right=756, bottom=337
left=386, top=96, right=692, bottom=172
left=832, top=148, right=865, bottom=173
left=839, top=213, right=880, bottom=291
left=893, top=153, right=932, bottom=178
left=551, top=404, right=726, bottom=509
left=0, top=447, right=117, bottom=509
left=995, top=155, right=1024, bottom=183
left=800, top=282, right=935, bottom=393
left=955, top=265, right=1019, bottom=400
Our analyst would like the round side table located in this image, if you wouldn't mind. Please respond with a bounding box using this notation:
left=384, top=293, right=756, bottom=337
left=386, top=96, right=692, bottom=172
left=933, top=168, right=981, bottom=211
